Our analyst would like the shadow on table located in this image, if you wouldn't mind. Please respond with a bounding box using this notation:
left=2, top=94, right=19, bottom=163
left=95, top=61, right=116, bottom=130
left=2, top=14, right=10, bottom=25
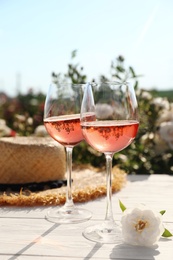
left=0, top=206, right=50, bottom=217
left=83, top=243, right=102, bottom=260
left=127, top=174, right=150, bottom=182
left=110, top=243, right=160, bottom=259
left=8, top=222, right=60, bottom=260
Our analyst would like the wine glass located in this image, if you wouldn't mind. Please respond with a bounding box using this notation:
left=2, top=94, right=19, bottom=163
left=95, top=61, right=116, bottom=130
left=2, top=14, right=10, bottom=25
left=80, top=81, right=139, bottom=243
left=44, top=82, right=92, bottom=223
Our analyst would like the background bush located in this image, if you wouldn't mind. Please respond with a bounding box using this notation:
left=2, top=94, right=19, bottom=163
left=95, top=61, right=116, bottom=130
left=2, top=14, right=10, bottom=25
left=1, top=51, right=173, bottom=175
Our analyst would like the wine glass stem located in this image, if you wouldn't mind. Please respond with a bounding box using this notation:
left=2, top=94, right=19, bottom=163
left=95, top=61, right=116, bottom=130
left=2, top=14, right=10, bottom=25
left=65, top=147, right=74, bottom=208
left=105, top=153, right=114, bottom=222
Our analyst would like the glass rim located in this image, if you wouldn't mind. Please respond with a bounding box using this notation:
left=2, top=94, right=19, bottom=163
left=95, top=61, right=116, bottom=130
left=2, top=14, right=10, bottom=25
left=89, top=80, right=131, bottom=85
left=50, top=81, right=88, bottom=86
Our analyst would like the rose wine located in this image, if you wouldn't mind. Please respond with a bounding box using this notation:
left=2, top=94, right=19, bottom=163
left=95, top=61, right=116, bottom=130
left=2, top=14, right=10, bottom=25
left=81, top=120, right=139, bottom=153
left=44, top=114, right=83, bottom=146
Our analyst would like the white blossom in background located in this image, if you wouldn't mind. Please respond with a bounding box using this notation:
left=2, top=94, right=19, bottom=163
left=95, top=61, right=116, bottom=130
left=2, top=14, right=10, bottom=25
left=153, top=133, right=169, bottom=155
left=0, top=119, right=16, bottom=137
left=141, top=132, right=154, bottom=143
left=152, top=97, right=170, bottom=110
left=34, top=125, right=48, bottom=137
left=95, top=103, right=114, bottom=119
left=159, top=122, right=173, bottom=149
left=121, top=205, right=164, bottom=247
left=157, top=103, right=173, bottom=124
left=140, top=90, right=152, bottom=100
left=27, top=117, right=33, bottom=125
left=15, top=114, right=26, bottom=122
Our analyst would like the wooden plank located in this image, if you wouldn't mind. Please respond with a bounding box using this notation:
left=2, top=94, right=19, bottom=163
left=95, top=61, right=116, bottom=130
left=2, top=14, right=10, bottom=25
left=0, top=175, right=172, bottom=259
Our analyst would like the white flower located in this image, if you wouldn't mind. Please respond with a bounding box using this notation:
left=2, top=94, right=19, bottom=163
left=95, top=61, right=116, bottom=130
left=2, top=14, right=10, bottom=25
left=15, top=114, right=26, bottom=122
left=159, top=121, right=173, bottom=149
left=140, top=91, right=152, bottom=100
left=27, top=117, right=33, bottom=125
left=0, top=119, right=15, bottom=137
left=152, top=97, right=170, bottom=110
left=95, top=103, right=114, bottom=119
left=157, top=104, right=173, bottom=124
left=158, top=110, right=173, bottom=124
left=153, top=133, right=169, bottom=155
left=121, top=205, right=164, bottom=247
left=34, top=125, right=48, bottom=137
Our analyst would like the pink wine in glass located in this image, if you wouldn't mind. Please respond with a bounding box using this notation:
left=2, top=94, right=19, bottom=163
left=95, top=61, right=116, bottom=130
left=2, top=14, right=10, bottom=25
left=44, top=82, right=93, bottom=224
left=81, top=82, right=139, bottom=243
left=81, top=120, right=139, bottom=153
left=44, top=114, right=83, bottom=146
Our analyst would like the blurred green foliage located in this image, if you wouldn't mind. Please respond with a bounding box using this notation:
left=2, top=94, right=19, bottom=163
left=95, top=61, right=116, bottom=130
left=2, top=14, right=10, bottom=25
left=51, top=51, right=173, bottom=175
left=0, top=89, right=45, bottom=136
left=1, top=50, right=173, bottom=174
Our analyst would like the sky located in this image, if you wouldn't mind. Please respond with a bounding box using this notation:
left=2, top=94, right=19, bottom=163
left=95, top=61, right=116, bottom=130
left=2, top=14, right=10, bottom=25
left=0, top=0, right=173, bottom=96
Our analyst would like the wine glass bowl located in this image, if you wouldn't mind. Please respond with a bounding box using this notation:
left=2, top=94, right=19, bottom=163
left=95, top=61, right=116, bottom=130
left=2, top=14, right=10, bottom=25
left=80, top=81, right=139, bottom=243
left=44, top=82, right=92, bottom=223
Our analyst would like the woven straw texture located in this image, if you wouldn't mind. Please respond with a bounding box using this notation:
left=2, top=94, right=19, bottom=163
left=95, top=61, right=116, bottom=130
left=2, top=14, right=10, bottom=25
left=0, top=166, right=126, bottom=206
left=0, top=136, right=66, bottom=184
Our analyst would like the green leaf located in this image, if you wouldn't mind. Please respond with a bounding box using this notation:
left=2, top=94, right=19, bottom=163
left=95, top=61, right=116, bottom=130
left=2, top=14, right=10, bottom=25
left=116, top=65, right=125, bottom=73
left=71, top=49, right=77, bottom=59
left=113, top=74, right=122, bottom=80
left=119, top=200, right=126, bottom=212
left=134, top=81, right=138, bottom=91
left=162, top=228, right=173, bottom=237
left=160, top=210, right=166, bottom=215
left=129, top=66, right=136, bottom=77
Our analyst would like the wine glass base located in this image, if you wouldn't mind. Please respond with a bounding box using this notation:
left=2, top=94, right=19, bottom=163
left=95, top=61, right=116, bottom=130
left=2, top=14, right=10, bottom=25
left=83, top=221, right=122, bottom=244
left=46, top=206, right=92, bottom=224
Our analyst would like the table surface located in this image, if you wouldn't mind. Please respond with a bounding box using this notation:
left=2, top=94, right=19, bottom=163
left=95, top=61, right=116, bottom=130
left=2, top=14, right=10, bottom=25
left=0, top=174, right=173, bottom=260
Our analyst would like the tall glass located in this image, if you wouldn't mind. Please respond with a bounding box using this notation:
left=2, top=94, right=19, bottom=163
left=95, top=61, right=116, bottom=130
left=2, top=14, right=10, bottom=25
left=44, top=82, right=92, bottom=223
left=80, top=82, right=139, bottom=243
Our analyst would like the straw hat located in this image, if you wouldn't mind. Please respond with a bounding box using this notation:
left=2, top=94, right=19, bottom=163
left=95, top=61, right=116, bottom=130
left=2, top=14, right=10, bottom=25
left=0, top=136, right=66, bottom=184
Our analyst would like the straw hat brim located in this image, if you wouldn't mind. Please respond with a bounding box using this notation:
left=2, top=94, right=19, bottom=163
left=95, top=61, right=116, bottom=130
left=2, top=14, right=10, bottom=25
left=0, top=166, right=126, bottom=206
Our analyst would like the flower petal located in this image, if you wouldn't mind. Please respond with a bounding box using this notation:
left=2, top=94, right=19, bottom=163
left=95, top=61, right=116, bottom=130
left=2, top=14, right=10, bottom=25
left=121, top=205, right=164, bottom=247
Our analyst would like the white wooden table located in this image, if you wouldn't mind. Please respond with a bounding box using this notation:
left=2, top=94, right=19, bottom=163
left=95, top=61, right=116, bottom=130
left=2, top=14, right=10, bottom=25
left=0, top=174, right=173, bottom=260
